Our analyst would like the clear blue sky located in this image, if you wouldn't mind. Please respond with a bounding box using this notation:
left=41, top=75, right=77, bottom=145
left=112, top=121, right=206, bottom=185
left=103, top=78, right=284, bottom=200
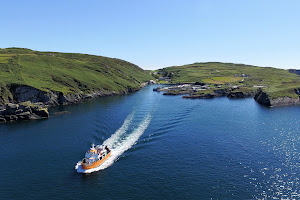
left=1, top=0, right=299, bottom=70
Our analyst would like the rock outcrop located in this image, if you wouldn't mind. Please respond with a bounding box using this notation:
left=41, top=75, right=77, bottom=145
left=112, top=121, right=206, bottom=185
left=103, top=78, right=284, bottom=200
left=183, top=93, right=216, bottom=99
left=227, top=90, right=256, bottom=99
left=182, top=89, right=228, bottom=99
left=269, top=97, right=300, bottom=106
left=9, top=84, right=82, bottom=106
left=0, top=84, right=140, bottom=123
left=0, top=102, right=49, bottom=122
left=10, top=84, right=56, bottom=105
left=254, top=90, right=272, bottom=106
left=8, top=84, right=139, bottom=107
left=227, top=91, right=245, bottom=98
left=254, top=89, right=300, bottom=106
left=163, top=90, right=192, bottom=95
left=213, top=89, right=228, bottom=96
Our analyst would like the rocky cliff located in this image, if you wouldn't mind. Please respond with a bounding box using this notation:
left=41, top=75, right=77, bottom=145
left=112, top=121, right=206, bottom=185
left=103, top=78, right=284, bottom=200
left=254, top=89, right=300, bottom=106
left=182, top=88, right=255, bottom=99
left=9, top=84, right=140, bottom=105
left=0, top=84, right=142, bottom=123
left=0, top=102, right=49, bottom=123
left=0, top=48, right=152, bottom=122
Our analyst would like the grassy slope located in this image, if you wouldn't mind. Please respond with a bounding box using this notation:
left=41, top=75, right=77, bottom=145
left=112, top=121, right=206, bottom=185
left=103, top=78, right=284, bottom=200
left=0, top=48, right=152, bottom=104
left=161, top=62, right=300, bottom=99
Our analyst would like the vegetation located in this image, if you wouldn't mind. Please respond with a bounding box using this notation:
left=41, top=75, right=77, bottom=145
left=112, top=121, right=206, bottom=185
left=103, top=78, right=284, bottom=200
left=202, top=77, right=242, bottom=84
left=157, top=62, right=300, bottom=99
left=0, top=48, right=152, bottom=104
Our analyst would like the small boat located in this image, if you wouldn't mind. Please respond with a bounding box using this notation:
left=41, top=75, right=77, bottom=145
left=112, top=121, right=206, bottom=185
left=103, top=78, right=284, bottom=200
left=80, top=144, right=111, bottom=170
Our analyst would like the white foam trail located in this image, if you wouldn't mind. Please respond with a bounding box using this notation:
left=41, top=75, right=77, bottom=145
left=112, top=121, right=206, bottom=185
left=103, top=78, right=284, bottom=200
left=102, top=111, right=135, bottom=148
left=77, top=113, right=152, bottom=173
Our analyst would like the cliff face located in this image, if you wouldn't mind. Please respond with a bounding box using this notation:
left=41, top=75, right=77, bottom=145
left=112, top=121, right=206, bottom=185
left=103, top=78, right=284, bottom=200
left=270, top=97, right=300, bottom=106
left=10, top=84, right=58, bottom=105
left=9, top=84, right=140, bottom=106
left=0, top=48, right=153, bottom=122
left=0, top=84, right=142, bottom=123
left=254, top=89, right=271, bottom=106
left=254, top=89, right=300, bottom=106
left=0, top=102, right=49, bottom=123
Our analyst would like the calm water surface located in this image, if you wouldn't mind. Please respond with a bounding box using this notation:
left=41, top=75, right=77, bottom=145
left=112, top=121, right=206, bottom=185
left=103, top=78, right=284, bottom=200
left=0, top=85, right=299, bottom=199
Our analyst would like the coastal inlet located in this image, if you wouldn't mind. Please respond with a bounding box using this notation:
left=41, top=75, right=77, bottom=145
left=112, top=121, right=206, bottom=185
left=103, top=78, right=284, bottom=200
left=0, top=85, right=299, bottom=199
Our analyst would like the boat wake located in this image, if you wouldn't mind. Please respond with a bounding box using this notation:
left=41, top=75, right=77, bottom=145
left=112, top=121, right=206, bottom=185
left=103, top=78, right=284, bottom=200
left=76, top=111, right=152, bottom=173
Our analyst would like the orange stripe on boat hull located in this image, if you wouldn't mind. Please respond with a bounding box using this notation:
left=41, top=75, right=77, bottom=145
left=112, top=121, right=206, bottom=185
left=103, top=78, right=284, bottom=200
left=82, top=151, right=111, bottom=170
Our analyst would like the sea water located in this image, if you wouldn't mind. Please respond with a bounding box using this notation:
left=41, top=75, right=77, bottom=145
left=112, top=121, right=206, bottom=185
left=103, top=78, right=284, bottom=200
left=0, top=85, right=299, bottom=199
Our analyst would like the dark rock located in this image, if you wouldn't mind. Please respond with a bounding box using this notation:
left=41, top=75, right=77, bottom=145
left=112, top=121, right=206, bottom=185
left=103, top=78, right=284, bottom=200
left=58, top=92, right=81, bottom=105
left=8, top=83, right=137, bottom=108
left=0, top=117, right=6, bottom=123
left=163, top=92, right=176, bottom=95
left=32, top=108, right=49, bottom=118
left=83, top=94, right=93, bottom=99
left=11, top=115, right=18, bottom=120
left=0, top=82, right=146, bottom=123
left=183, top=93, right=216, bottom=99
left=19, top=104, right=28, bottom=110
left=17, top=116, right=28, bottom=120
left=195, top=82, right=206, bottom=86
left=9, top=84, right=56, bottom=104
left=228, top=90, right=256, bottom=99
left=16, top=111, right=31, bottom=118
left=294, top=88, right=300, bottom=95
left=254, top=89, right=300, bottom=106
left=153, top=87, right=161, bottom=91
left=28, top=113, right=40, bottom=120
left=23, top=106, right=31, bottom=112
left=3, top=115, right=18, bottom=121
left=254, top=89, right=271, bottom=106
left=127, top=87, right=133, bottom=93
left=58, top=92, right=67, bottom=104
left=15, top=109, right=24, bottom=114
left=6, top=103, right=19, bottom=115
left=3, top=115, right=11, bottom=121
left=0, top=109, right=6, bottom=116
left=227, top=92, right=245, bottom=98
left=213, top=89, right=228, bottom=96
left=163, top=90, right=191, bottom=95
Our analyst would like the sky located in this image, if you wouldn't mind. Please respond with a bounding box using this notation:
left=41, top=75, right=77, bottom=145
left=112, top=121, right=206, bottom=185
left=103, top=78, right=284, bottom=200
left=1, top=0, right=299, bottom=70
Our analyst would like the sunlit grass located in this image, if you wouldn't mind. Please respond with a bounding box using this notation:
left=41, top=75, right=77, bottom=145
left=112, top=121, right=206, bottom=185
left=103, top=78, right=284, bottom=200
left=162, top=62, right=300, bottom=98
left=202, top=77, right=242, bottom=84
left=0, top=48, right=152, bottom=103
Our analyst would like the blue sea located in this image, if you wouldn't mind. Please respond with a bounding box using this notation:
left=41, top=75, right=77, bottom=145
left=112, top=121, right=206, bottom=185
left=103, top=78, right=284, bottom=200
left=0, top=85, right=299, bottom=199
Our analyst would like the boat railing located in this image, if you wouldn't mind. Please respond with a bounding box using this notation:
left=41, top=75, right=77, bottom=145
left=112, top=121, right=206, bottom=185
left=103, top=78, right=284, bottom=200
left=82, top=149, right=110, bottom=166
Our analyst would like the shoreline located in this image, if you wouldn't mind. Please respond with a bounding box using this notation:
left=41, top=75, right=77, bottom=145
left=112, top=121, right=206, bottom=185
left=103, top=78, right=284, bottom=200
left=2, top=82, right=300, bottom=123
left=0, top=83, right=148, bottom=123
left=153, top=84, right=300, bottom=107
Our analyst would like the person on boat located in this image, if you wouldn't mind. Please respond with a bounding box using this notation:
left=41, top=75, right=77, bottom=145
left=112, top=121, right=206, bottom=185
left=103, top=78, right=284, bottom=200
left=105, top=146, right=110, bottom=152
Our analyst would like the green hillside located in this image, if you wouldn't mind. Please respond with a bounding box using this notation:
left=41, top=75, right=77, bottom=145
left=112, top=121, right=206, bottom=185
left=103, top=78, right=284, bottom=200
left=157, top=62, right=300, bottom=99
left=0, top=48, right=152, bottom=104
